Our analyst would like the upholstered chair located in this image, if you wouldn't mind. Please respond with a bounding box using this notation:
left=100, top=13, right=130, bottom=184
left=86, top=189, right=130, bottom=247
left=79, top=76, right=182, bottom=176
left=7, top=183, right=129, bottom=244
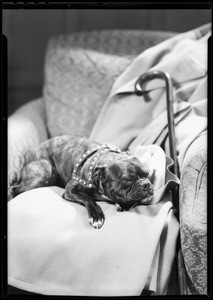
left=8, top=30, right=207, bottom=295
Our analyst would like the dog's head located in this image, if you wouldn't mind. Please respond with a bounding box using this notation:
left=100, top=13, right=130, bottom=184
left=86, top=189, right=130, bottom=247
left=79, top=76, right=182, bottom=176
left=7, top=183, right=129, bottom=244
left=93, top=151, right=154, bottom=210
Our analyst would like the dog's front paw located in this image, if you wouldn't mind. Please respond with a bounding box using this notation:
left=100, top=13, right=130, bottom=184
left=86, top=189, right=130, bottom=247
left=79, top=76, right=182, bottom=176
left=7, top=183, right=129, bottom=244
left=88, top=204, right=105, bottom=229
left=89, top=217, right=104, bottom=229
left=115, top=203, right=125, bottom=212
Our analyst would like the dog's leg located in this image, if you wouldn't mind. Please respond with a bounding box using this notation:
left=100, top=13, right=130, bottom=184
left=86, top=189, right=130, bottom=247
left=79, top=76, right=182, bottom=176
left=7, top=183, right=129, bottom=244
left=115, top=203, right=126, bottom=212
left=62, top=181, right=105, bottom=229
left=10, top=159, right=58, bottom=198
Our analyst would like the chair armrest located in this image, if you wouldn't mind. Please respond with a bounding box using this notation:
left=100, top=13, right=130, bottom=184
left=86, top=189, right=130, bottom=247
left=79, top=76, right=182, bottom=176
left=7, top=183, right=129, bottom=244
left=179, top=132, right=207, bottom=294
left=8, top=98, right=48, bottom=187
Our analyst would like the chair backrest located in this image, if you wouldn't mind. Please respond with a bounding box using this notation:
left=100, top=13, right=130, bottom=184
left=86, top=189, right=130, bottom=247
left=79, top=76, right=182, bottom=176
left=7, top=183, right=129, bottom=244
left=43, top=30, right=177, bottom=138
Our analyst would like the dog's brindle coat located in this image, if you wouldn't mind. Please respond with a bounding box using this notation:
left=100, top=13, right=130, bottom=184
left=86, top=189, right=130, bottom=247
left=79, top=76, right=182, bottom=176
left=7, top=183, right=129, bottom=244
left=9, top=136, right=154, bottom=229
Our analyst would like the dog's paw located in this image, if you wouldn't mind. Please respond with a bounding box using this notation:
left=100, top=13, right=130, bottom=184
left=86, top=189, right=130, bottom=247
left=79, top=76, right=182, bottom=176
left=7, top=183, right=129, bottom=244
left=87, top=202, right=105, bottom=229
left=115, top=203, right=125, bottom=212
left=89, top=217, right=104, bottom=229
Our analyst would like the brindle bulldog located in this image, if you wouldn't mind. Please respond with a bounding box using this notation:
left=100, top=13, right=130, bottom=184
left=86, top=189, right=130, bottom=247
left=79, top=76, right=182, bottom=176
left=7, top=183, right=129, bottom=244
left=9, top=135, right=154, bottom=229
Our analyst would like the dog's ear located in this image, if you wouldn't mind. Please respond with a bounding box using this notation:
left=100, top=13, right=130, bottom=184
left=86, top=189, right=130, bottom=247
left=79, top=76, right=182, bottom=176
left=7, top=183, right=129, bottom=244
left=94, top=166, right=107, bottom=182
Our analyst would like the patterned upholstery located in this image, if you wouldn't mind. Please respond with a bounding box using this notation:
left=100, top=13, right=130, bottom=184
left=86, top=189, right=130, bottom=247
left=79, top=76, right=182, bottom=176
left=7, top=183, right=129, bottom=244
left=8, top=98, right=48, bottom=190
left=180, top=132, right=207, bottom=294
left=43, top=30, right=175, bottom=138
left=8, top=30, right=207, bottom=295
left=46, top=30, right=175, bottom=56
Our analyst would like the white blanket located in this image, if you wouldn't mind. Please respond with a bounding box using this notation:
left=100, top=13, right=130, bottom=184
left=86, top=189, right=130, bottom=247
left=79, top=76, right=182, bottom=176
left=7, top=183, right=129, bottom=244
left=8, top=145, right=179, bottom=296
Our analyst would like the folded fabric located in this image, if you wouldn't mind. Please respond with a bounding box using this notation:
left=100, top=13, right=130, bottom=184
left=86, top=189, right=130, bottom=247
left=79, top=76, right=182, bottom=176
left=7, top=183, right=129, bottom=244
left=129, top=98, right=207, bottom=169
left=89, top=24, right=210, bottom=166
left=8, top=145, right=179, bottom=296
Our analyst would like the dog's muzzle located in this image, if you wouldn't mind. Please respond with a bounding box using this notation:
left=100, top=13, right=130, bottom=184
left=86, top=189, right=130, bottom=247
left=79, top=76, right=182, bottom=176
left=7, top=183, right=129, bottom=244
left=138, top=178, right=154, bottom=194
left=127, top=177, right=154, bottom=203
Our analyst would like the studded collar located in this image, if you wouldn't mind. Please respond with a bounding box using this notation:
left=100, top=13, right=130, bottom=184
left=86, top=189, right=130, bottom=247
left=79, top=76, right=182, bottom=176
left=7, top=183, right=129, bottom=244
left=72, top=143, right=121, bottom=188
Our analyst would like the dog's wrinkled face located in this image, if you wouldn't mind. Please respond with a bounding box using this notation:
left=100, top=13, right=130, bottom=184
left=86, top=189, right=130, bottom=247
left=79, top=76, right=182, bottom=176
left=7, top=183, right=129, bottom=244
left=93, top=152, right=154, bottom=209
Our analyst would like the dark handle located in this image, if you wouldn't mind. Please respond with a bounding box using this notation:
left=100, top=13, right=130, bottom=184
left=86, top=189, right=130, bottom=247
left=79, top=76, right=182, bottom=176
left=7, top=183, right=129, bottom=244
left=135, top=70, right=179, bottom=178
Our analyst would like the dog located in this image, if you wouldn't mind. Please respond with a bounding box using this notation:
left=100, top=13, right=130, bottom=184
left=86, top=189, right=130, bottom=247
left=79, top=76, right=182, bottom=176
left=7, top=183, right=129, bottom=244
left=8, top=135, right=154, bottom=229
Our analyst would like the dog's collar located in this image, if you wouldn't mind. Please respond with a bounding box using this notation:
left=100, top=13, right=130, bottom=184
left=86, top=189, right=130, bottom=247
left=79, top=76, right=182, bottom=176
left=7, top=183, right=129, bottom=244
left=72, top=143, right=121, bottom=188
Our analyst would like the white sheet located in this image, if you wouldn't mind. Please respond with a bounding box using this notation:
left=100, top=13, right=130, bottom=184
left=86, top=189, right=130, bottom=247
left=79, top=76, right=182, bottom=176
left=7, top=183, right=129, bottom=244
left=8, top=145, right=179, bottom=296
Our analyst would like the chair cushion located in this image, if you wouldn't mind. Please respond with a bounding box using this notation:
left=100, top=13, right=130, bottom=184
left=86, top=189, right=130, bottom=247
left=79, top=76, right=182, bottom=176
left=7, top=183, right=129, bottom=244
left=43, top=30, right=176, bottom=138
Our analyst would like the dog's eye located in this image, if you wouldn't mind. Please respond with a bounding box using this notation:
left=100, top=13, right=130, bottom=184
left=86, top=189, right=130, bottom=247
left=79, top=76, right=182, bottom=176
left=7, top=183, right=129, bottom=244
left=122, top=177, right=130, bottom=182
left=122, top=178, right=132, bottom=186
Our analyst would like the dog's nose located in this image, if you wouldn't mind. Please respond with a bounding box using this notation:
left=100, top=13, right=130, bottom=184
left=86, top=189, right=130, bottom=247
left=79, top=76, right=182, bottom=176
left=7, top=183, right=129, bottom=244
left=142, top=183, right=149, bottom=191
left=140, top=179, right=153, bottom=194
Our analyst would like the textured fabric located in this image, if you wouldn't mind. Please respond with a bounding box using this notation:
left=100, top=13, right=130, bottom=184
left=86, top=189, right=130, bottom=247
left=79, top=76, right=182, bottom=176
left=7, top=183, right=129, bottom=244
left=179, top=132, right=207, bottom=294
left=43, top=30, right=176, bottom=138
left=8, top=145, right=179, bottom=296
left=8, top=98, right=48, bottom=189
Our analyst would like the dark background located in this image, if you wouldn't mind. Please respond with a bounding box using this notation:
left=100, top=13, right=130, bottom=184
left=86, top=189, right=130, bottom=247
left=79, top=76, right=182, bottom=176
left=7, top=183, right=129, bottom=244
left=3, top=9, right=211, bottom=115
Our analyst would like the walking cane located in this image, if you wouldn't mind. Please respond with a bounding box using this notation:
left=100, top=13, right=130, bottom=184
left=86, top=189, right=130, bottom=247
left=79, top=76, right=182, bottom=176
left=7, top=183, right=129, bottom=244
left=135, top=70, right=187, bottom=295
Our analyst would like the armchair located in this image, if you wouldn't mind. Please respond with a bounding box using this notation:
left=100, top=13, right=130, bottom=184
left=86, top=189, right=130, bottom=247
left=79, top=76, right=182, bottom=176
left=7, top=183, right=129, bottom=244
left=8, top=29, right=207, bottom=295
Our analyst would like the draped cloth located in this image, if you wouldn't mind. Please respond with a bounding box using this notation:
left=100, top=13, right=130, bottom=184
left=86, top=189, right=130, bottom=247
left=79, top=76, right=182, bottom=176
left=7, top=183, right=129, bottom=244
left=89, top=24, right=210, bottom=168
left=8, top=145, right=179, bottom=296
